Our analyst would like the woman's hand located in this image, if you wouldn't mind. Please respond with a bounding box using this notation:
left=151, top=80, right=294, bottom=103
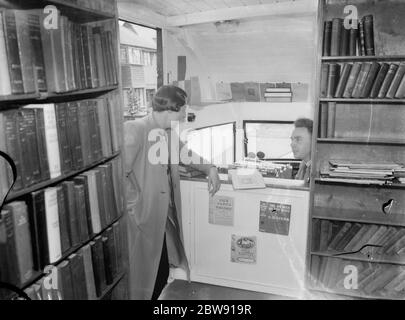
left=208, top=166, right=221, bottom=196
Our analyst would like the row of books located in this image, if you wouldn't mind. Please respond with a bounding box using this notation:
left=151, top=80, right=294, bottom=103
left=321, top=62, right=405, bottom=99
left=22, top=225, right=122, bottom=300
left=0, top=94, right=120, bottom=195
left=311, top=256, right=405, bottom=298
left=0, top=158, right=123, bottom=288
left=179, top=165, right=204, bottom=178
left=215, top=82, right=294, bottom=103
left=65, top=0, right=116, bottom=14
left=319, top=160, right=405, bottom=185
left=313, top=219, right=405, bottom=256
left=0, top=10, right=118, bottom=96
left=323, top=15, right=375, bottom=57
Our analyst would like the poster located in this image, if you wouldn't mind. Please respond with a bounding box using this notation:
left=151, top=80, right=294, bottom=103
left=259, top=201, right=291, bottom=236
left=209, top=195, right=234, bottom=226
left=231, top=235, right=257, bottom=264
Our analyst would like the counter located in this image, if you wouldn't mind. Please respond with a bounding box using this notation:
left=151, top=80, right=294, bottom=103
left=172, top=176, right=311, bottom=299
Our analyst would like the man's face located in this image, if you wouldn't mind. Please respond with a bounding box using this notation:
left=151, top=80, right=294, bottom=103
left=167, top=104, right=187, bottom=123
left=290, top=127, right=312, bottom=161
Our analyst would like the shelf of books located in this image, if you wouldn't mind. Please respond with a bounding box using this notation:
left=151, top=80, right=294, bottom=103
left=0, top=0, right=127, bottom=300
left=308, top=0, right=405, bottom=300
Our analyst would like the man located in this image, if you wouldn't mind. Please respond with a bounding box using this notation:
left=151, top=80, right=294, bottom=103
left=290, top=118, right=313, bottom=182
left=124, top=85, right=221, bottom=300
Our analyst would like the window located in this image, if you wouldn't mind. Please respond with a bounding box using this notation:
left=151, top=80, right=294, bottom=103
left=128, top=47, right=142, bottom=65
left=244, top=121, right=295, bottom=160
left=143, top=51, right=151, bottom=66
left=186, top=123, right=235, bottom=168
left=120, top=46, right=128, bottom=64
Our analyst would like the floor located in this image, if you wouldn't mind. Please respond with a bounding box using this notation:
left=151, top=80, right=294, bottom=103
left=158, top=280, right=294, bottom=300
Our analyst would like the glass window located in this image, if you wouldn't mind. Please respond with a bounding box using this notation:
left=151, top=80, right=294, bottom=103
left=186, top=123, right=235, bottom=168
left=244, top=121, right=294, bottom=159
left=143, top=51, right=151, bottom=66
left=128, top=47, right=142, bottom=65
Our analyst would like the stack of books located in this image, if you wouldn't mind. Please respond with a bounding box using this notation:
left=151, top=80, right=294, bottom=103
left=323, top=14, right=375, bottom=57
left=263, top=85, right=292, bottom=103
left=321, top=62, right=405, bottom=99
left=320, top=160, right=405, bottom=185
left=178, top=165, right=204, bottom=178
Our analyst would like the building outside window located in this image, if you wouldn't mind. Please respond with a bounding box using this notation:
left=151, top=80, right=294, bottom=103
left=120, top=21, right=157, bottom=119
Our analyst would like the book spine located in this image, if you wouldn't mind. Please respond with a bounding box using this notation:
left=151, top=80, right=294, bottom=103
left=87, top=25, right=99, bottom=88
left=73, top=176, right=94, bottom=236
left=386, top=63, right=405, bottom=98
left=394, top=72, right=405, bottom=98
left=342, top=62, right=362, bottom=98
left=106, top=30, right=118, bottom=84
left=94, top=170, right=107, bottom=229
left=3, top=10, right=24, bottom=94
left=106, top=228, right=118, bottom=278
left=334, top=63, right=352, bottom=98
left=351, top=62, right=371, bottom=98
left=4, top=110, right=24, bottom=190
left=90, top=238, right=107, bottom=297
left=33, top=108, right=50, bottom=181
left=42, top=104, right=62, bottom=179
left=26, top=12, right=47, bottom=92
left=0, top=208, right=18, bottom=285
left=61, top=17, right=74, bottom=92
left=55, top=103, right=72, bottom=175
left=17, top=109, right=33, bottom=187
left=86, top=172, right=102, bottom=234
left=363, top=15, right=375, bottom=56
left=360, top=62, right=380, bottom=98
left=369, top=63, right=390, bottom=98
left=62, top=181, right=80, bottom=248
left=89, top=100, right=103, bottom=162
left=326, top=102, right=336, bottom=138
left=348, top=26, right=358, bottom=56
left=21, top=109, right=42, bottom=184
left=358, top=19, right=366, bottom=56
left=66, top=102, right=83, bottom=170
left=100, top=29, right=112, bottom=86
left=326, top=63, right=340, bottom=98
left=74, top=184, right=90, bottom=242
left=57, top=261, right=74, bottom=300
left=378, top=64, right=399, bottom=98
left=14, top=11, right=36, bottom=93
left=0, top=12, right=12, bottom=95
left=78, top=101, right=92, bottom=166
left=69, top=253, right=88, bottom=300
left=75, top=23, right=87, bottom=89
left=81, top=25, right=92, bottom=89
left=56, top=186, right=71, bottom=254
left=51, top=13, right=68, bottom=92
left=339, top=21, right=350, bottom=56
left=92, top=27, right=106, bottom=87
left=30, top=191, right=48, bottom=269
left=44, top=187, right=62, bottom=263
left=81, top=244, right=97, bottom=300
left=330, top=18, right=342, bottom=56
left=102, top=236, right=113, bottom=285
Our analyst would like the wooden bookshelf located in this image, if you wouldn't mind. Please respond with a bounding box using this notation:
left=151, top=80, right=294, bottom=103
left=0, top=0, right=127, bottom=300
left=308, top=0, right=405, bottom=300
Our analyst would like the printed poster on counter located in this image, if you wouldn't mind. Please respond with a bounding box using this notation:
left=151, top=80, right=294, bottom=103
left=209, top=195, right=234, bottom=226
left=231, top=235, right=257, bottom=264
left=259, top=201, right=291, bottom=236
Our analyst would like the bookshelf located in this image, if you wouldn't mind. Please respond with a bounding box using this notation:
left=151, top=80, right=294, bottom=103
left=0, top=0, right=127, bottom=300
left=308, top=0, right=405, bottom=300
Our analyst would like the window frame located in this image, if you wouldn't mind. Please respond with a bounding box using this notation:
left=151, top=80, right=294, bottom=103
left=187, top=121, right=237, bottom=165
left=243, top=120, right=295, bottom=161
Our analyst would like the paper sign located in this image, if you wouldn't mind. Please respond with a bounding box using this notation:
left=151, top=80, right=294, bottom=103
left=209, top=195, right=234, bottom=226
left=259, top=201, right=291, bottom=236
left=231, top=235, right=257, bottom=264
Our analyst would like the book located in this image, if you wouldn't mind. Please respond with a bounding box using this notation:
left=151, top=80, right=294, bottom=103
left=344, top=224, right=371, bottom=252
left=327, top=222, right=352, bottom=251
left=348, top=26, right=358, bottom=56
left=78, top=100, right=92, bottom=166
left=326, top=102, right=336, bottom=138
left=92, top=26, right=106, bottom=88
left=55, top=103, right=73, bottom=175
left=342, top=62, right=362, bottom=98
left=56, top=186, right=71, bottom=255
left=359, top=62, right=380, bottom=98
left=358, top=18, right=366, bottom=56
left=68, top=252, right=88, bottom=300
left=0, top=12, right=11, bottom=95
left=94, top=168, right=108, bottom=229
left=326, top=63, right=340, bottom=97
left=380, top=229, right=405, bottom=255
left=230, top=83, right=245, bottom=101
left=102, top=236, right=113, bottom=285
left=228, top=169, right=266, bottom=190
left=44, top=187, right=62, bottom=263
left=66, top=102, right=84, bottom=170
left=95, top=98, right=112, bottom=158
left=386, top=63, right=405, bottom=98
left=334, top=63, right=352, bottom=98
left=74, top=184, right=90, bottom=243
left=99, top=163, right=119, bottom=221
left=310, top=255, right=322, bottom=286
left=31, top=108, right=50, bottom=182
left=360, top=225, right=388, bottom=254
left=2, top=10, right=24, bottom=94
left=56, top=260, right=74, bottom=300
left=319, top=220, right=333, bottom=251
left=351, top=62, right=372, bottom=98
left=394, top=71, right=405, bottom=98
left=2, top=202, right=34, bottom=286
left=61, top=181, right=80, bottom=250
left=323, top=21, right=332, bottom=56
left=81, top=244, right=97, bottom=300
left=378, top=64, right=399, bottom=98
left=90, top=237, right=107, bottom=297
left=330, top=18, right=342, bottom=56
left=363, top=15, right=375, bottom=56
left=363, top=266, right=398, bottom=295
left=73, top=175, right=94, bottom=236
left=312, top=219, right=321, bottom=252
left=334, top=223, right=362, bottom=251
left=82, top=171, right=102, bottom=234
left=112, top=222, right=122, bottom=274
left=370, top=63, right=390, bottom=98
left=339, top=21, right=350, bottom=56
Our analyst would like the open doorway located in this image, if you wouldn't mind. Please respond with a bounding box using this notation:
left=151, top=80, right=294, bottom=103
left=119, top=20, right=160, bottom=120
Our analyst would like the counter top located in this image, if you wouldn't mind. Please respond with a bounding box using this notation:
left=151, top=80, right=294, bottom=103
left=180, top=175, right=310, bottom=192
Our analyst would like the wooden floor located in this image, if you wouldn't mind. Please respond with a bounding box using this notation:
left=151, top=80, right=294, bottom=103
left=158, top=280, right=295, bottom=300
